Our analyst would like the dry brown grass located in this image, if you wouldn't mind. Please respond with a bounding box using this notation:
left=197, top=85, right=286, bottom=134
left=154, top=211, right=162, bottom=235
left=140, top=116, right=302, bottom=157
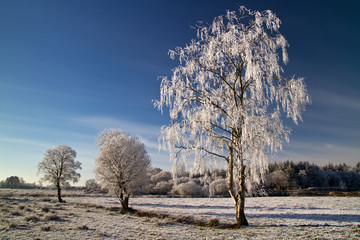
left=24, top=215, right=40, bottom=222
left=44, top=214, right=62, bottom=221
left=134, top=209, right=221, bottom=228
left=76, top=225, right=89, bottom=230
left=8, top=222, right=18, bottom=229
left=40, top=225, right=51, bottom=231
left=10, top=211, right=22, bottom=216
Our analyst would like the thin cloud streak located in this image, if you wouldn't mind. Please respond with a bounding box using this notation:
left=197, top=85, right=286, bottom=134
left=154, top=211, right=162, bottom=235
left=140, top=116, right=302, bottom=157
left=72, top=116, right=161, bottom=138
left=275, top=140, right=360, bottom=166
left=71, top=116, right=162, bottom=150
left=313, top=88, right=360, bottom=112
left=0, top=137, right=53, bottom=149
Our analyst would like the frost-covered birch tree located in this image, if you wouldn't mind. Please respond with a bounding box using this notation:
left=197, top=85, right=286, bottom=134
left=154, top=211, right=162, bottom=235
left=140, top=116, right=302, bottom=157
left=38, top=145, right=81, bottom=202
left=154, top=6, right=310, bottom=226
left=95, top=129, right=151, bottom=213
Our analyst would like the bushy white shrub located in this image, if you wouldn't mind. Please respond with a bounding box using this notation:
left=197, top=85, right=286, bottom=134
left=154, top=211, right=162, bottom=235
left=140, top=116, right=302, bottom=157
left=209, top=179, right=228, bottom=197
left=150, top=171, right=172, bottom=183
left=172, top=181, right=205, bottom=197
left=153, top=181, right=173, bottom=195
left=176, top=177, right=191, bottom=184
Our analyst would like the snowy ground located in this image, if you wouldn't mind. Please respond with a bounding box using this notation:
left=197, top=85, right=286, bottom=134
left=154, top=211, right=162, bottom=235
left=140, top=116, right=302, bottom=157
left=1, top=189, right=359, bottom=239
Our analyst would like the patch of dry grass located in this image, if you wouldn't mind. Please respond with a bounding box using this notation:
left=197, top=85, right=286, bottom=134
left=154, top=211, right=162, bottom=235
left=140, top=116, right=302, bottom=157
left=135, top=209, right=221, bottom=228
left=41, top=206, right=50, bottom=213
left=208, top=218, right=220, bottom=227
left=24, top=215, right=40, bottom=222
left=8, top=222, right=18, bottom=229
left=106, top=206, right=122, bottom=212
left=40, top=225, right=51, bottom=231
left=18, top=205, right=25, bottom=210
left=76, top=225, right=89, bottom=230
left=44, top=214, right=62, bottom=221
left=10, top=211, right=22, bottom=216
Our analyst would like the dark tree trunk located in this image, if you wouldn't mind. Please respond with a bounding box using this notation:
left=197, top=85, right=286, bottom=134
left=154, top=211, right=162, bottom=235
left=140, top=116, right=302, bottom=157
left=235, top=192, right=248, bottom=226
left=236, top=163, right=248, bottom=226
left=57, top=184, right=63, bottom=202
left=120, top=195, right=129, bottom=214
left=227, top=145, right=249, bottom=226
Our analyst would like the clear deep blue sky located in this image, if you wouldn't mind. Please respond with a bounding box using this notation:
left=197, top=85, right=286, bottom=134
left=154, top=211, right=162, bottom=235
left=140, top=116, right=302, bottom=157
left=1, top=0, right=359, bottom=185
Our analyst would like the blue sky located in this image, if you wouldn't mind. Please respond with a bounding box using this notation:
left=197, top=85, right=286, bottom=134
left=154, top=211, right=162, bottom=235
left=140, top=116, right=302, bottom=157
left=1, top=0, right=359, bottom=185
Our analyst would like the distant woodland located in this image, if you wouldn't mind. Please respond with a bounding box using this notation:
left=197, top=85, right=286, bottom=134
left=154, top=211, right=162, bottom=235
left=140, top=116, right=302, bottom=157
left=2, top=161, right=359, bottom=197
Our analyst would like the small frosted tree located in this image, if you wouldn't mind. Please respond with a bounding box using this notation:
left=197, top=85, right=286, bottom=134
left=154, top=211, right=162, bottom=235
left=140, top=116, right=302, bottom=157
left=95, top=129, right=151, bottom=213
left=155, top=6, right=310, bottom=225
left=38, top=145, right=81, bottom=202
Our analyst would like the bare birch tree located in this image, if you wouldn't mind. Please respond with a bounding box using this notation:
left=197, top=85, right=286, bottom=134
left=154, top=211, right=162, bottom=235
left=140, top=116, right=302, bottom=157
left=38, top=145, right=81, bottom=202
left=95, top=129, right=151, bottom=213
left=155, top=6, right=310, bottom=226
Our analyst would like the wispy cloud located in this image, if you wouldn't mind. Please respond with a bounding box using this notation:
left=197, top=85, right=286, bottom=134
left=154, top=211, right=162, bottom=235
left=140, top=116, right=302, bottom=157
left=0, top=137, right=52, bottom=149
left=275, top=140, right=360, bottom=166
left=71, top=116, right=161, bottom=150
left=312, top=88, right=360, bottom=112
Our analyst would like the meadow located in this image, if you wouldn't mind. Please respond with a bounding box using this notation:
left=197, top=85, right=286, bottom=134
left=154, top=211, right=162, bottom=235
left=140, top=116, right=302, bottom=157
left=1, top=189, right=359, bottom=239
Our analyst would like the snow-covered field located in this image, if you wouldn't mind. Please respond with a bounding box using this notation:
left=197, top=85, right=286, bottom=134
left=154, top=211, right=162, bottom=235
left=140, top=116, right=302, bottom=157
left=1, top=189, right=359, bottom=239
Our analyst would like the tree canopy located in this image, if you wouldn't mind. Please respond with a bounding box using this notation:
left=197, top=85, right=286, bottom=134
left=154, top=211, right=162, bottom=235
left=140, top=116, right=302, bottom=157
left=38, top=145, right=81, bottom=202
left=95, top=129, right=151, bottom=213
left=155, top=6, right=310, bottom=225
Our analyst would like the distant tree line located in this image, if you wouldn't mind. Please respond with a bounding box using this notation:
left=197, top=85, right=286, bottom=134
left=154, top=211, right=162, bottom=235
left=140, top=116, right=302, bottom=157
left=3, top=161, right=359, bottom=197
left=263, top=161, right=360, bottom=194
left=0, top=176, right=37, bottom=189
left=86, top=161, right=360, bottom=197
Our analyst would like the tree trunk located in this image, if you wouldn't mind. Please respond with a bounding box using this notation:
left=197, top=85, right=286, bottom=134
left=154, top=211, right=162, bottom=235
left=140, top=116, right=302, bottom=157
left=227, top=135, right=249, bottom=226
left=235, top=191, right=248, bottom=226
left=235, top=154, right=248, bottom=226
left=120, top=193, right=129, bottom=214
left=57, top=184, right=63, bottom=202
